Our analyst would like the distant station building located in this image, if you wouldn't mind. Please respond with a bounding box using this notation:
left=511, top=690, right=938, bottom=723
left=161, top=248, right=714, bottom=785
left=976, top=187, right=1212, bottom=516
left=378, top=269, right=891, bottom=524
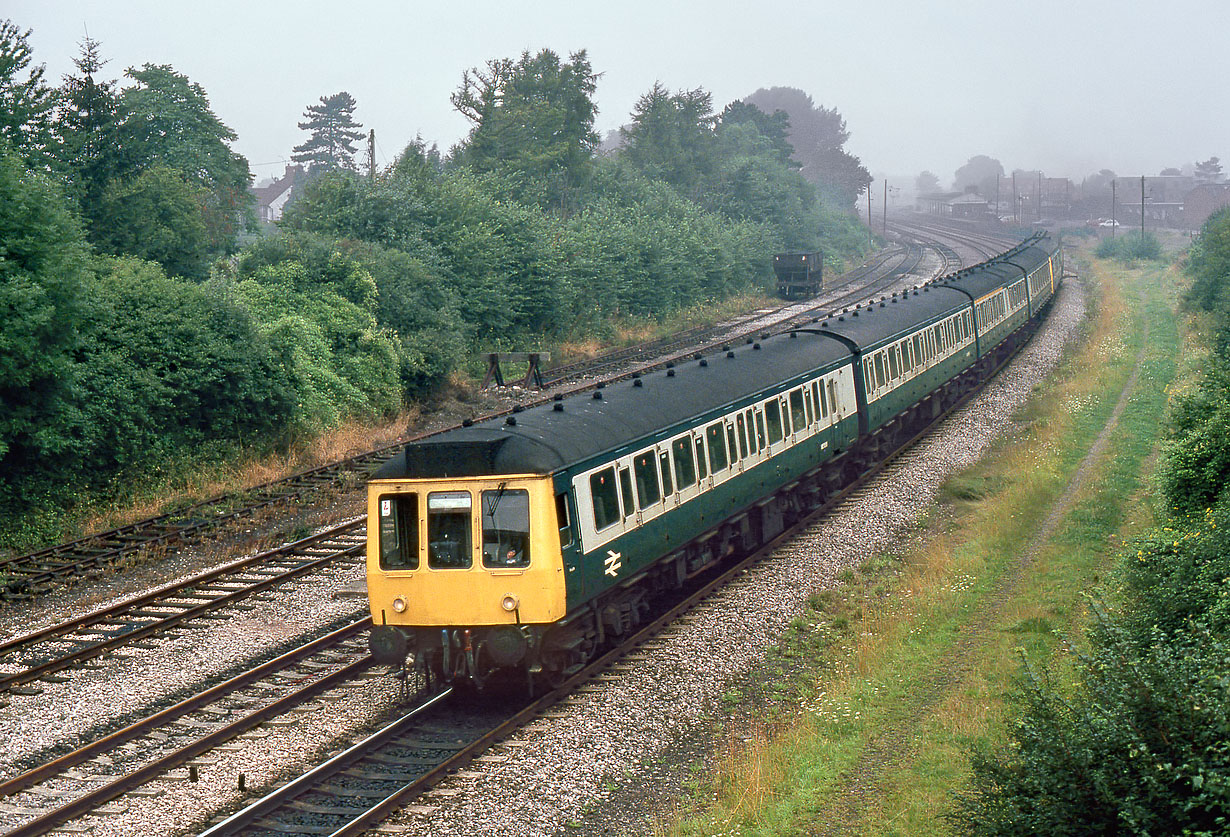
left=915, top=190, right=990, bottom=219
left=251, top=164, right=305, bottom=223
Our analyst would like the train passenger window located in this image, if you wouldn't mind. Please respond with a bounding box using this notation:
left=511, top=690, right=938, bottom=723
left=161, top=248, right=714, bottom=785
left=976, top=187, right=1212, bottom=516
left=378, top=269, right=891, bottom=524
left=590, top=468, right=620, bottom=531
left=790, top=389, right=807, bottom=433
left=672, top=437, right=697, bottom=488
left=618, top=468, right=635, bottom=518
left=933, top=325, right=944, bottom=353
left=755, top=411, right=767, bottom=450
left=706, top=422, right=728, bottom=471
left=481, top=488, right=531, bottom=569
left=378, top=494, right=419, bottom=570
left=634, top=452, right=660, bottom=509
left=828, top=379, right=839, bottom=416
left=874, top=354, right=886, bottom=389
left=555, top=492, right=572, bottom=548
left=726, top=423, right=739, bottom=461
left=765, top=400, right=784, bottom=445
left=659, top=451, right=673, bottom=495
left=863, top=359, right=873, bottom=392
left=903, top=343, right=913, bottom=373
left=695, top=437, right=708, bottom=479
left=736, top=413, right=749, bottom=458
left=427, top=491, right=472, bottom=569
left=803, top=387, right=813, bottom=425
left=887, top=348, right=899, bottom=380
left=914, top=335, right=923, bottom=365
left=815, top=381, right=828, bottom=419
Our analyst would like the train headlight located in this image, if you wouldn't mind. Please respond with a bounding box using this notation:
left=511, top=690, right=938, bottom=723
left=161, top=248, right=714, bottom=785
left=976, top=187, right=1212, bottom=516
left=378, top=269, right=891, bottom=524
left=392, top=597, right=407, bottom=613
left=501, top=594, right=519, bottom=612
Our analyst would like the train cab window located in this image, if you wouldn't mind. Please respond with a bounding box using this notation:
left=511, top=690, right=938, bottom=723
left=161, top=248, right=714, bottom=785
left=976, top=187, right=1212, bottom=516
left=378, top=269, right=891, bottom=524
left=672, top=437, right=697, bottom=488
left=706, top=422, right=728, bottom=471
left=695, top=437, right=708, bottom=479
left=378, top=494, right=419, bottom=570
left=765, top=400, right=784, bottom=445
left=789, top=390, right=807, bottom=434
left=658, top=451, right=673, bottom=496
left=634, top=452, right=661, bottom=509
left=555, top=492, right=573, bottom=548
left=427, top=491, right=472, bottom=569
left=755, top=410, right=767, bottom=450
left=481, top=488, right=531, bottom=569
left=618, top=468, right=635, bottom=518
left=736, top=413, right=749, bottom=459
left=590, top=467, right=620, bottom=531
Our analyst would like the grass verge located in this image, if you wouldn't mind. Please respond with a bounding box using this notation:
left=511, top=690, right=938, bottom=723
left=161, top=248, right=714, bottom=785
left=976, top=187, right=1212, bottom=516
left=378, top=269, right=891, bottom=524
left=662, top=248, right=1183, bottom=836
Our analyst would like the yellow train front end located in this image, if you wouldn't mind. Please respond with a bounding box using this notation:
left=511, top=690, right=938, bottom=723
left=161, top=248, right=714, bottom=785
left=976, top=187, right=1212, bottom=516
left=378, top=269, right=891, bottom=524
left=366, top=473, right=567, bottom=685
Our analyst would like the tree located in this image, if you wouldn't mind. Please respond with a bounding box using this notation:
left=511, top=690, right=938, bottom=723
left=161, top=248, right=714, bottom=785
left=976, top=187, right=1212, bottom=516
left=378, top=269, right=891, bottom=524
left=1196, top=157, right=1223, bottom=184
left=450, top=49, right=598, bottom=208
left=953, top=155, right=1003, bottom=197
left=291, top=91, right=365, bottom=173
left=117, top=64, right=254, bottom=260
left=620, top=82, right=717, bottom=199
left=1160, top=167, right=1183, bottom=177
left=93, top=165, right=214, bottom=280
left=53, top=35, right=122, bottom=225
left=915, top=170, right=940, bottom=194
left=718, top=100, right=795, bottom=167
left=743, top=87, right=870, bottom=208
left=0, top=19, right=55, bottom=166
left=0, top=145, right=89, bottom=506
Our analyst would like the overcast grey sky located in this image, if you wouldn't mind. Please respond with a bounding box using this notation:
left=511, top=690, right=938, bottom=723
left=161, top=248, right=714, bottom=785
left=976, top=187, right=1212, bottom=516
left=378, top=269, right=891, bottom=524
left=9, top=0, right=1228, bottom=186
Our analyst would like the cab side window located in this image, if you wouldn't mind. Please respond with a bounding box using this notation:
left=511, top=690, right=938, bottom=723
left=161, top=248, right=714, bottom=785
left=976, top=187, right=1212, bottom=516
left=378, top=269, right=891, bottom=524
left=378, top=493, right=418, bottom=570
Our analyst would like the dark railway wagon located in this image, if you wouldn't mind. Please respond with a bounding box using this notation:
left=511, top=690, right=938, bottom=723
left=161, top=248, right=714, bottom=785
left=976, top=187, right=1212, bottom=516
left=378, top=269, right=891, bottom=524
left=774, top=251, right=823, bottom=299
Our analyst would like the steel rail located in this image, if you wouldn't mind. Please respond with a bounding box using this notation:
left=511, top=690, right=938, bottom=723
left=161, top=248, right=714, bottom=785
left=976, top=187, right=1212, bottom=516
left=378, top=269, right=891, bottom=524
left=2, top=644, right=379, bottom=837
left=0, top=520, right=365, bottom=693
left=0, top=619, right=371, bottom=799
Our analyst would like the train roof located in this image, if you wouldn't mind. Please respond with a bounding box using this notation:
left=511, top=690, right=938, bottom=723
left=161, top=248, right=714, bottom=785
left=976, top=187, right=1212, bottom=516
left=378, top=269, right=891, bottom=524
left=792, top=284, right=971, bottom=353
left=374, top=329, right=851, bottom=480
left=934, top=236, right=1056, bottom=301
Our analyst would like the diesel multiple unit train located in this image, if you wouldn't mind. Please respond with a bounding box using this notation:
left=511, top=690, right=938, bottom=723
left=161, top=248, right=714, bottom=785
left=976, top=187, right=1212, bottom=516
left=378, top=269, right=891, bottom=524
left=366, top=234, right=1063, bottom=686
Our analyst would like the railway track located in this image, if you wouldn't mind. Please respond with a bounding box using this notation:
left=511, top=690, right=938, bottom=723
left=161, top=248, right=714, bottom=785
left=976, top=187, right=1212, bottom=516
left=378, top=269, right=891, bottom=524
left=0, top=620, right=380, bottom=837
left=0, top=520, right=365, bottom=696
left=0, top=236, right=958, bottom=606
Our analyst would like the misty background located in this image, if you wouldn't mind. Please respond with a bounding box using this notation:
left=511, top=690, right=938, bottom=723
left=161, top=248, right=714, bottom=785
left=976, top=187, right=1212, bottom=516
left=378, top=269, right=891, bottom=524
left=9, top=0, right=1229, bottom=188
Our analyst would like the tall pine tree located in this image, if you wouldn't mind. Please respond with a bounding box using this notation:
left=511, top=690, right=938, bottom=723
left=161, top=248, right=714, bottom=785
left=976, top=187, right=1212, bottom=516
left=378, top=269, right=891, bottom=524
left=292, top=92, right=364, bottom=173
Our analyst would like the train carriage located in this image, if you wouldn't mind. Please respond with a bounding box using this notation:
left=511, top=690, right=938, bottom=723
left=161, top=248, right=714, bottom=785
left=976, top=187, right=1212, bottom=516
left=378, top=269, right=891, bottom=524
left=366, top=233, right=1064, bottom=687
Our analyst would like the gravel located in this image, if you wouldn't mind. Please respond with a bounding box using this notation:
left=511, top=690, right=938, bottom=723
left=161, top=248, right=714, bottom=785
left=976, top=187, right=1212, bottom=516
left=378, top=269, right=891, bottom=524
left=0, top=269, right=1085, bottom=837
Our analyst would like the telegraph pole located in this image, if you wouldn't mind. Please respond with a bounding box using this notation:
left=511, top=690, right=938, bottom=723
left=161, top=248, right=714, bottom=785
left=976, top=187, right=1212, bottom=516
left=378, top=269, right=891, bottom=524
left=867, top=182, right=873, bottom=247
left=882, top=179, right=888, bottom=235
left=1012, top=172, right=1018, bottom=224
left=1140, top=174, right=1146, bottom=239
left=1111, top=179, right=1117, bottom=238
left=367, top=129, right=376, bottom=181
